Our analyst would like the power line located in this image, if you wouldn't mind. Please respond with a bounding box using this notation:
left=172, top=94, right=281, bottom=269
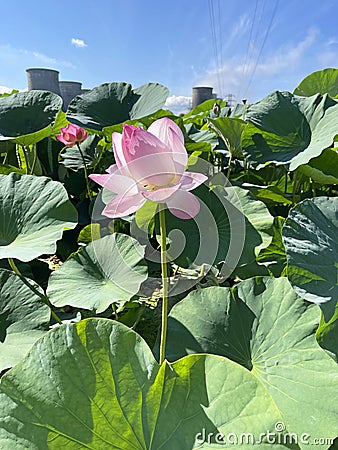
left=208, top=0, right=223, bottom=98
left=241, top=0, right=279, bottom=100
left=216, top=0, right=225, bottom=98
left=253, top=0, right=267, bottom=49
left=241, top=0, right=259, bottom=85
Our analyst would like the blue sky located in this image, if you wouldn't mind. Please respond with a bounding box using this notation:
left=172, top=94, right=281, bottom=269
left=1, top=0, right=338, bottom=114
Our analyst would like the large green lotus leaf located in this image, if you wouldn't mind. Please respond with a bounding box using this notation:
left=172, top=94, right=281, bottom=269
left=183, top=125, right=218, bottom=156
left=139, top=109, right=178, bottom=126
left=0, top=90, right=63, bottom=145
left=47, top=233, right=148, bottom=313
left=163, top=277, right=338, bottom=447
left=185, top=124, right=219, bottom=147
left=66, top=82, right=169, bottom=131
left=129, top=82, right=170, bottom=120
left=256, top=216, right=287, bottom=276
left=182, top=99, right=227, bottom=127
left=0, top=318, right=306, bottom=449
left=50, top=109, right=69, bottom=135
left=0, top=173, right=78, bottom=262
left=250, top=185, right=292, bottom=206
left=185, top=139, right=213, bottom=157
left=135, top=200, right=157, bottom=233
left=208, top=116, right=246, bottom=157
left=241, top=91, right=338, bottom=170
left=290, top=97, right=338, bottom=171
left=298, top=147, right=338, bottom=185
left=0, top=140, right=15, bottom=154
left=235, top=216, right=287, bottom=280
left=102, top=109, right=178, bottom=139
left=316, top=307, right=338, bottom=361
left=282, top=197, right=338, bottom=321
left=0, top=164, right=25, bottom=175
left=162, top=184, right=273, bottom=273
left=294, top=68, right=338, bottom=98
left=35, top=137, right=64, bottom=180
left=0, top=269, right=50, bottom=372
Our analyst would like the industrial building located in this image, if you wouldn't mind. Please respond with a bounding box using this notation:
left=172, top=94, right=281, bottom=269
left=26, top=68, right=88, bottom=111
left=26, top=67, right=223, bottom=112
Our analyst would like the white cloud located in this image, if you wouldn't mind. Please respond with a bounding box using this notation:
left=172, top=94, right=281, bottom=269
left=0, top=43, right=76, bottom=70
left=327, top=37, right=338, bottom=46
left=165, top=95, right=192, bottom=115
left=317, top=36, right=338, bottom=66
left=29, top=50, right=76, bottom=68
left=259, top=27, right=318, bottom=74
left=71, top=38, right=88, bottom=48
left=0, top=85, right=13, bottom=94
left=0, top=85, right=27, bottom=95
left=228, top=14, right=252, bottom=43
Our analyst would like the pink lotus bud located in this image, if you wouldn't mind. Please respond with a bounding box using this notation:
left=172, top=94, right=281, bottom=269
left=213, top=102, right=221, bottom=116
left=56, top=124, right=88, bottom=147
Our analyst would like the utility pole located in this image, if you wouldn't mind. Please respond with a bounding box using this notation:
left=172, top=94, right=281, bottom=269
left=224, top=93, right=236, bottom=108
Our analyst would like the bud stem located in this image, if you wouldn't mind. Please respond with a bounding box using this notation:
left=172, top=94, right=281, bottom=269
left=159, top=206, right=169, bottom=365
left=76, top=143, right=92, bottom=200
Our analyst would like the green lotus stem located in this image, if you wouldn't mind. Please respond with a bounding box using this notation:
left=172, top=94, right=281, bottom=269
left=292, top=171, right=298, bottom=205
left=159, top=207, right=169, bottom=365
left=292, top=171, right=304, bottom=205
left=29, top=144, right=37, bottom=175
left=50, top=310, right=62, bottom=324
left=272, top=165, right=276, bottom=184
left=284, top=167, right=288, bottom=194
left=226, top=152, right=233, bottom=180
left=76, top=143, right=92, bottom=200
left=310, top=178, right=316, bottom=198
left=18, top=145, right=29, bottom=174
left=244, top=157, right=250, bottom=182
left=111, top=302, right=118, bottom=321
left=8, top=257, right=21, bottom=277
left=8, top=257, right=62, bottom=325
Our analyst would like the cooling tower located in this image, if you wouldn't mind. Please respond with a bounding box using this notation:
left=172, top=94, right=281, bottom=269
left=26, top=68, right=61, bottom=96
left=192, top=86, right=214, bottom=108
left=59, top=81, right=83, bottom=110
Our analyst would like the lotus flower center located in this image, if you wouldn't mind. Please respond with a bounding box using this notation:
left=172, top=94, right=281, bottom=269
left=141, top=174, right=180, bottom=191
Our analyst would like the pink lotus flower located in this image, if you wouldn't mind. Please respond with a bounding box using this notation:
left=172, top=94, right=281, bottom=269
left=89, top=118, right=207, bottom=219
left=56, top=123, right=88, bottom=147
